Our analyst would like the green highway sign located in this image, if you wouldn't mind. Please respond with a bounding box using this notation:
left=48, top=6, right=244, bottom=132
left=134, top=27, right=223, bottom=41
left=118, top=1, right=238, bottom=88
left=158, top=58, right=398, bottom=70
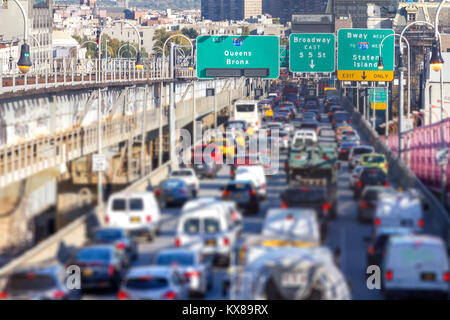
left=369, top=88, right=387, bottom=110
left=289, top=33, right=335, bottom=73
left=280, top=45, right=289, bottom=68
left=337, top=29, right=395, bottom=82
left=196, top=35, right=279, bottom=79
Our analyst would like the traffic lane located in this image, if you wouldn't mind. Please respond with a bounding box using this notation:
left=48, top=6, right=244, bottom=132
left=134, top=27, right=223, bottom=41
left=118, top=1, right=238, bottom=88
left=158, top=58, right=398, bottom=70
left=326, top=161, right=383, bottom=300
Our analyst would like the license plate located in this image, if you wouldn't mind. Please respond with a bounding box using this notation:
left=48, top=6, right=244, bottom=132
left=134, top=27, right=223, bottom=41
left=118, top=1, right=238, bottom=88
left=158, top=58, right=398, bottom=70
left=205, top=239, right=216, bottom=246
left=421, top=273, right=436, bottom=281
left=130, top=217, right=141, bottom=223
left=83, top=269, right=93, bottom=276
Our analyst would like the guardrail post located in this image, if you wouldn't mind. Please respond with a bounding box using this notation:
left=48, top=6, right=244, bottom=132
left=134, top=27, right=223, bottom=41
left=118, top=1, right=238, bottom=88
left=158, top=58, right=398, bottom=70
left=54, top=60, right=57, bottom=87
left=71, top=58, right=74, bottom=85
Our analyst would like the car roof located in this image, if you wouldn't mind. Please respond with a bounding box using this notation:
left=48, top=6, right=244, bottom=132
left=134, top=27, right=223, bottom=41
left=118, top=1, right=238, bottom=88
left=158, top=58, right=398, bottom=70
left=376, top=227, right=413, bottom=236
left=79, top=244, right=115, bottom=251
left=388, top=234, right=445, bottom=246
left=126, top=266, right=174, bottom=278
left=161, top=178, right=187, bottom=184
left=156, top=248, right=198, bottom=257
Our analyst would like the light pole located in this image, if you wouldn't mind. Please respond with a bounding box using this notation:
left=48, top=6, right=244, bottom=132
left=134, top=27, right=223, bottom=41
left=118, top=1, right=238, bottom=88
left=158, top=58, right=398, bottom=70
left=118, top=43, right=137, bottom=58
left=433, top=0, right=448, bottom=204
left=10, top=0, right=32, bottom=73
left=379, top=33, right=411, bottom=151
left=162, top=34, right=194, bottom=78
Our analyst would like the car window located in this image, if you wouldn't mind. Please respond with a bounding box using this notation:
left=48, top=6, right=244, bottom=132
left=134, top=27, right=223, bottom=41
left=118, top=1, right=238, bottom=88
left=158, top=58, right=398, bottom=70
left=391, top=244, right=444, bottom=267
left=76, top=248, right=111, bottom=262
left=125, top=277, right=168, bottom=290
left=226, top=182, right=252, bottom=191
left=171, top=170, right=193, bottom=177
left=282, top=187, right=326, bottom=203
left=156, top=253, right=195, bottom=266
left=354, top=148, right=373, bottom=155
left=204, top=218, right=221, bottom=233
left=236, top=104, right=255, bottom=112
left=183, top=218, right=200, bottom=234
left=129, top=198, right=144, bottom=211
left=162, top=180, right=184, bottom=189
left=361, top=169, right=386, bottom=181
left=364, top=155, right=385, bottom=163
left=6, top=274, right=56, bottom=292
left=112, top=199, right=126, bottom=211
left=334, top=112, right=350, bottom=121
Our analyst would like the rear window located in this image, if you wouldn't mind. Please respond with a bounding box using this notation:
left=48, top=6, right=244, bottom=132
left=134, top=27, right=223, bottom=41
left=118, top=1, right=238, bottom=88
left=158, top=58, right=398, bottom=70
left=282, top=187, right=326, bottom=203
left=226, top=182, right=252, bottom=192
left=125, top=277, right=168, bottom=290
left=354, top=148, right=373, bottom=155
left=171, top=170, right=193, bottom=177
left=95, top=229, right=124, bottom=241
left=390, top=244, right=444, bottom=267
left=204, top=218, right=220, bottom=234
left=183, top=218, right=200, bottom=234
left=363, top=155, right=385, bottom=163
left=129, top=198, right=144, bottom=211
left=156, top=254, right=195, bottom=266
left=77, top=248, right=111, bottom=262
left=6, top=274, right=56, bottom=291
left=227, top=122, right=245, bottom=130
left=334, top=112, right=350, bottom=121
left=363, top=189, right=381, bottom=201
left=112, top=199, right=126, bottom=211
left=236, top=104, right=255, bottom=112
left=361, top=169, right=386, bottom=181
left=162, top=180, right=184, bottom=189
left=300, top=123, right=317, bottom=129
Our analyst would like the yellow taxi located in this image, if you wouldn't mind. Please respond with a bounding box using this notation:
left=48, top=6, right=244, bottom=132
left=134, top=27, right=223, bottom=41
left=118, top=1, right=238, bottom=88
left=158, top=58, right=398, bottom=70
left=359, top=153, right=388, bottom=175
left=210, top=138, right=235, bottom=158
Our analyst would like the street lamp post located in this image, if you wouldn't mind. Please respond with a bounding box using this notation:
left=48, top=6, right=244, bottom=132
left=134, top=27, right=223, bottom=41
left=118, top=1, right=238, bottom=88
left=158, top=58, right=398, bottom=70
left=434, top=0, right=448, bottom=204
left=162, top=34, right=194, bottom=78
left=10, top=0, right=32, bottom=73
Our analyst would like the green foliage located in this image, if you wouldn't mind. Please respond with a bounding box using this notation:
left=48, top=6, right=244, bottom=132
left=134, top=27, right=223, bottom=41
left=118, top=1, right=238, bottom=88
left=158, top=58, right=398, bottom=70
left=152, top=29, right=194, bottom=57
left=181, top=27, right=198, bottom=40
left=74, top=34, right=148, bottom=59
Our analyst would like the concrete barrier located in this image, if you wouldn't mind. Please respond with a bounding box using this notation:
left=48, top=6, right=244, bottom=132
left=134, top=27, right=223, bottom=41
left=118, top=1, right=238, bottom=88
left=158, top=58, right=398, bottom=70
left=343, top=97, right=450, bottom=249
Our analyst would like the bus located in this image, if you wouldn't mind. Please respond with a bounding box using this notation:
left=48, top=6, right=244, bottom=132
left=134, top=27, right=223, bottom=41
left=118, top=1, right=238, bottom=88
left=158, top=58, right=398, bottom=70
left=234, top=100, right=261, bottom=133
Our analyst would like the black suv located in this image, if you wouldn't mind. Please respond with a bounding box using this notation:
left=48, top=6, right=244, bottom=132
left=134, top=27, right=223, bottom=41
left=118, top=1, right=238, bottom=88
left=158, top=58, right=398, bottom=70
left=353, top=167, right=389, bottom=200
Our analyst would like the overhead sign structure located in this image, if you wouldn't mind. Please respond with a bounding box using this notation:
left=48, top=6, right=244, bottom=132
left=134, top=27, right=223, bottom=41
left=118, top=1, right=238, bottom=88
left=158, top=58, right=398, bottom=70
left=289, top=33, right=335, bottom=73
left=196, top=35, right=279, bottom=79
left=280, top=45, right=289, bottom=68
left=337, top=29, right=395, bottom=82
left=369, top=88, right=387, bottom=110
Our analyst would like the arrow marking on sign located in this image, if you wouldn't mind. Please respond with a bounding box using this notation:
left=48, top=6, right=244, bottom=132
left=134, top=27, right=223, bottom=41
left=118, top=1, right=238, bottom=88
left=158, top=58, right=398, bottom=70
left=362, top=71, right=367, bottom=80
left=310, top=60, right=315, bottom=69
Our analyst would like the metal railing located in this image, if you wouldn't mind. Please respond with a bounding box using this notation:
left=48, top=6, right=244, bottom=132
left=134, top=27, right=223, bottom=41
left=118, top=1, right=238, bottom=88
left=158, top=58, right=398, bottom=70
left=0, top=57, right=175, bottom=95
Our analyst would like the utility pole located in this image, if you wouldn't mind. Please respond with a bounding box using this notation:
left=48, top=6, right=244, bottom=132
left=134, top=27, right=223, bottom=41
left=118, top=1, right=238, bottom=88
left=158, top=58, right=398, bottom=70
left=398, top=54, right=405, bottom=160
left=372, top=82, right=376, bottom=129
left=169, top=43, right=177, bottom=165
left=141, top=85, right=148, bottom=177
left=97, top=88, right=103, bottom=210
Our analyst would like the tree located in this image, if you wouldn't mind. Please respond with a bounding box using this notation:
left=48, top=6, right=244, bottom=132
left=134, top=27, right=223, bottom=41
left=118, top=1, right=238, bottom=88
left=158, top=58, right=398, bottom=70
left=242, top=26, right=250, bottom=36
left=152, top=29, right=192, bottom=57
left=181, top=27, right=198, bottom=40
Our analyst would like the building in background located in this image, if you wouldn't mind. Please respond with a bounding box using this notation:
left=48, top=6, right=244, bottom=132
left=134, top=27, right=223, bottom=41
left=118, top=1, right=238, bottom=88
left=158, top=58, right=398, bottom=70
left=201, top=0, right=262, bottom=22
left=263, top=0, right=330, bottom=24
left=0, top=0, right=53, bottom=64
left=334, top=0, right=398, bottom=29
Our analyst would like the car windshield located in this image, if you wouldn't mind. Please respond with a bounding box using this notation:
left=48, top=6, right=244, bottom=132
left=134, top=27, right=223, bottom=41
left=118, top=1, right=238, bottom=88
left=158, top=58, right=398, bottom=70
left=95, top=229, right=124, bottom=241
left=77, top=248, right=111, bottom=262
left=171, top=170, right=192, bottom=177
left=342, top=142, right=357, bottom=149
left=354, top=147, right=373, bottom=155
left=227, top=122, right=245, bottom=130
left=236, top=104, right=255, bottom=112
left=125, top=277, right=169, bottom=290
left=6, top=274, right=56, bottom=291
left=156, top=253, right=195, bottom=266
left=363, top=155, right=385, bottom=163
left=184, top=218, right=200, bottom=234
left=282, top=187, right=326, bottom=203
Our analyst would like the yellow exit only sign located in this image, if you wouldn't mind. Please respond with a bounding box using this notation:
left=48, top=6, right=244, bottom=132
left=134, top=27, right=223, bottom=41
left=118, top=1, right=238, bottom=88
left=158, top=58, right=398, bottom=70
left=338, top=70, right=394, bottom=82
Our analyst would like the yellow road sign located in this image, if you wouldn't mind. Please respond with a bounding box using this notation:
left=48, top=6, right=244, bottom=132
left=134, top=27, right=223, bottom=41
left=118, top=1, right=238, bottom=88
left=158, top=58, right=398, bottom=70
left=337, top=70, right=394, bottom=82
left=370, top=102, right=387, bottom=110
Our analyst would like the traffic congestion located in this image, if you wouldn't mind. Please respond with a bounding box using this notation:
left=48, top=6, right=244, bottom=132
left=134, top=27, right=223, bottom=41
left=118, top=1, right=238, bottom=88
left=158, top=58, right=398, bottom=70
left=1, top=81, right=448, bottom=301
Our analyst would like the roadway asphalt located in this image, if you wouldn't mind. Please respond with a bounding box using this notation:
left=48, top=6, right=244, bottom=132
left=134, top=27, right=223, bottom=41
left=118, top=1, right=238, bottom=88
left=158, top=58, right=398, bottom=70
left=83, top=109, right=385, bottom=300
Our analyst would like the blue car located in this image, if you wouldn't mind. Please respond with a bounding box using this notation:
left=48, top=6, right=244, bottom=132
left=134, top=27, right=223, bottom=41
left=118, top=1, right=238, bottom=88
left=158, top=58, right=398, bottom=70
left=155, top=178, right=193, bottom=207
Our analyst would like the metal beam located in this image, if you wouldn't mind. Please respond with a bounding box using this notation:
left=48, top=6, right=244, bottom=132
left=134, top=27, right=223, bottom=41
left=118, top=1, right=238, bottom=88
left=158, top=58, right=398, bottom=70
left=74, top=90, right=98, bottom=126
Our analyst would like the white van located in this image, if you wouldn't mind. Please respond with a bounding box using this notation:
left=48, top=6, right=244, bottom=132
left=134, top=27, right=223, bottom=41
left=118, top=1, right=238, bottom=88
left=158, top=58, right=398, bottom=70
left=105, top=192, right=161, bottom=240
left=382, top=235, right=449, bottom=299
left=175, top=207, right=239, bottom=266
left=262, top=209, right=321, bottom=245
left=234, top=100, right=261, bottom=132
left=235, top=165, right=267, bottom=199
left=374, top=192, right=424, bottom=236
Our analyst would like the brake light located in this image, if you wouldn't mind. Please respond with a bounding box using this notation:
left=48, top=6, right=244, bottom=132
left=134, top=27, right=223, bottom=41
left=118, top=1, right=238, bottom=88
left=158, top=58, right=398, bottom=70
left=281, top=202, right=287, bottom=209
left=261, top=183, right=266, bottom=190
left=340, top=149, right=346, bottom=153
left=418, top=219, right=424, bottom=228
left=175, top=238, right=181, bottom=247
left=231, top=210, right=239, bottom=220
left=384, top=182, right=389, bottom=187
left=444, top=272, right=450, bottom=282
left=384, top=163, right=388, bottom=168
left=211, top=152, right=216, bottom=158
left=329, top=112, right=332, bottom=116
left=303, top=109, right=306, bottom=112
left=163, top=291, right=177, bottom=300
left=360, top=201, right=368, bottom=208
left=333, top=120, right=336, bottom=124
left=255, top=121, right=258, bottom=126
left=249, top=190, right=257, bottom=196
left=322, top=203, right=332, bottom=212
left=179, top=189, right=186, bottom=195
left=222, top=190, right=230, bottom=197
left=155, top=189, right=161, bottom=197
left=223, top=237, right=230, bottom=246
left=117, top=290, right=130, bottom=300
left=295, top=155, right=301, bottom=159
left=184, top=271, right=200, bottom=278
left=107, top=265, right=115, bottom=276
left=374, top=218, right=381, bottom=226
left=52, top=290, right=65, bottom=299
left=116, top=242, right=126, bottom=250
left=296, top=100, right=299, bottom=104
left=26, top=273, right=36, bottom=279
left=385, top=270, right=393, bottom=281
left=356, top=180, right=362, bottom=188
left=348, top=120, right=351, bottom=124
left=0, top=292, right=7, bottom=299
left=368, top=246, right=375, bottom=255
left=105, top=215, right=110, bottom=223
